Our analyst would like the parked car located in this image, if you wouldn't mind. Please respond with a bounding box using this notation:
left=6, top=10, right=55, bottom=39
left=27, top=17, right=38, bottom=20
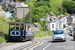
left=68, top=30, right=73, bottom=36
left=70, top=32, right=74, bottom=36
left=52, top=30, right=66, bottom=42
left=73, top=32, right=75, bottom=39
left=52, top=30, right=55, bottom=33
left=67, top=27, right=71, bottom=30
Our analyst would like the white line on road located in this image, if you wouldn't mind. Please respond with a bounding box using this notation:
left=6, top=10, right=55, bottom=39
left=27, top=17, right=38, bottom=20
left=43, top=43, right=51, bottom=50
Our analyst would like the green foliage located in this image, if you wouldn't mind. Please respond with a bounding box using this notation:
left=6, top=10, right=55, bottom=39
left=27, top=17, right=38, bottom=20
left=8, top=17, right=15, bottom=20
left=64, top=13, right=69, bottom=16
left=24, top=6, right=48, bottom=23
left=0, top=16, right=10, bottom=43
left=62, top=1, right=75, bottom=14
left=31, top=27, right=52, bottom=37
left=24, top=0, right=51, bottom=23
left=0, top=37, right=5, bottom=44
left=39, top=20, right=48, bottom=31
left=63, top=24, right=66, bottom=28
left=34, top=1, right=47, bottom=7
left=25, top=1, right=34, bottom=7
left=24, top=15, right=30, bottom=23
left=34, top=30, right=52, bottom=37
left=50, top=0, right=63, bottom=15
left=0, top=9, right=3, bottom=12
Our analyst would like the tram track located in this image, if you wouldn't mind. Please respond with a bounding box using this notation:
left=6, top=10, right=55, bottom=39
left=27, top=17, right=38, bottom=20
left=13, top=40, right=42, bottom=50
left=24, top=41, right=41, bottom=50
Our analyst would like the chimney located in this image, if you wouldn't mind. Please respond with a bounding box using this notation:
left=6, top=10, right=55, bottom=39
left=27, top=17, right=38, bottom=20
left=16, top=0, right=18, bottom=3
left=10, top=0, right=12, bottom=3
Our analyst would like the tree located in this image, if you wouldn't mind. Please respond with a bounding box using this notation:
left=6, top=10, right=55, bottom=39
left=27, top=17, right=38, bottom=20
left=62, top=1, right=75, bottom=14
left=24, top=6, right=47, bottom=23
left=24, top=0, right=51, bottom=23
left=24, top=15, right=30, bottom=23
left=39, top=20, right=48, bottom=31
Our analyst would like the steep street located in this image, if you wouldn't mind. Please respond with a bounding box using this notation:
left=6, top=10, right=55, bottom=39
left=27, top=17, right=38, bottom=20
left=34, top=30, right=75, bottom=50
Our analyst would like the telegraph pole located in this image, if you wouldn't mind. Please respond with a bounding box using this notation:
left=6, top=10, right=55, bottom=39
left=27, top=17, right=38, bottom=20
left=30, top=6, right=32, bottom=23
left=30, top=0, right=32, bottom=23
left=23, top=10, right=25, bottom=22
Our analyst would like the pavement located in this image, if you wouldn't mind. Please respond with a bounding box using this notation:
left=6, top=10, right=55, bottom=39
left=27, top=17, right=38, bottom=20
left=0, top=41, right=32, bottom=50
left=0, top=40, right=43, bottom=50
left=34, top=30, right=75, bottom=50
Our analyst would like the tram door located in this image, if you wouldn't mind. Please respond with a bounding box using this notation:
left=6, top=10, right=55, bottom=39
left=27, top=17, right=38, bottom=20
left=25, top=25, right=34, bottom=40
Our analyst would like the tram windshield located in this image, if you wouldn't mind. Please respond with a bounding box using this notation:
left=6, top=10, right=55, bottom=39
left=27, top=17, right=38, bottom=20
left=8, top=22, right=25, bottom=30
left=10, top=24, right=25, bottom=30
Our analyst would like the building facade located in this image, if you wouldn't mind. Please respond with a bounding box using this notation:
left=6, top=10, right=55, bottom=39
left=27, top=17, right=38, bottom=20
left=0, top=0, right=29, bottom=19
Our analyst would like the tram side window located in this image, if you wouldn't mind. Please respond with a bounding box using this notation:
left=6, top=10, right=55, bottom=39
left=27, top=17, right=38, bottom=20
left=20, top=25, right=24, bottom=30
left=26, top=25, right=32, bottom=31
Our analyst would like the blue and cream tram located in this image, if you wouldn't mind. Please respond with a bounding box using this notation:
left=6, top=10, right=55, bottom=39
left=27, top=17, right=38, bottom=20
left=8, top=21, right=34, bottom=41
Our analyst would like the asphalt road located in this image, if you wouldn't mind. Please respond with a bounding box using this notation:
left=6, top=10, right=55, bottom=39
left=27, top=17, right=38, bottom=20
left=34, top=30, right=75, bottom=50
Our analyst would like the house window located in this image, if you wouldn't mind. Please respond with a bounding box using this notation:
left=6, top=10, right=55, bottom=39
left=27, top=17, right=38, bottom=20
left=52, top=24, right=54, bottom=28
left=56, top=23, right=58, bottom=27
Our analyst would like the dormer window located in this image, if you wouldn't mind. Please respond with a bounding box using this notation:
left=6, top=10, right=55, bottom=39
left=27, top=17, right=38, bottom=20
left=50, top=19, right=52, bottom=21
left=54, top=18, right=55, bottom=20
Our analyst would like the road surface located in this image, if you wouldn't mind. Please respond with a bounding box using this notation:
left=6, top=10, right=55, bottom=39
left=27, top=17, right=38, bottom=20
left=34, top=30, right=75, bottom=50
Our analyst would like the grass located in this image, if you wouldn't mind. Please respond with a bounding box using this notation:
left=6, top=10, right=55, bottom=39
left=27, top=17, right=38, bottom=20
left=0, top=9, right=4, bottom=12
left=0, top=16, right=10, bottom=44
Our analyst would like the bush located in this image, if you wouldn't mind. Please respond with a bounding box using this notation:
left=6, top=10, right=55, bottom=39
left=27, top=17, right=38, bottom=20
left=0, top=16, right=10, bottom=44
left=63, top=24, right=66, bottom=28
left=0, top=37, right=5, bottom=44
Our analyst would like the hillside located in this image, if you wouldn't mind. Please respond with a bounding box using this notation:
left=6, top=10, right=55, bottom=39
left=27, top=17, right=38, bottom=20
left=0, top=6, right=6, bottom=17
left=0, top=16, right=10, bottom=44
left=50, top=0, right=72, bottom=15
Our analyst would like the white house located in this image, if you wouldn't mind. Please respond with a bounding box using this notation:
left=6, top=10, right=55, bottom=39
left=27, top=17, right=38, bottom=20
left=40, top=13, right=67, bottom=31
left=47, top=13, right=60, bottom=31
left=47, top=21, right=60, bottom=31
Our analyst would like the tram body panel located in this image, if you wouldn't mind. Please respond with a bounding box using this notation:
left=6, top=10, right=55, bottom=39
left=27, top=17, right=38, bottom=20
left=9, top=30, right=23, bottom=40
left=25, top=31, right=34, bottom=40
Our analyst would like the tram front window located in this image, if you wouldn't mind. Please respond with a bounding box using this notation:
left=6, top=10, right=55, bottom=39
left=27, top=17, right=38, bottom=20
left=9, top=24, right=24, bottom=30
left=10, top=25, right=15, bottom=30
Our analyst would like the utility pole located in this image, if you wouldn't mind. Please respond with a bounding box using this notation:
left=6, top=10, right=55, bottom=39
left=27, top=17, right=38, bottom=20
left=23, top=10, right=25, bottom=22
left=30, top=0, right=32, bottom=23
left=30, top=6, right=32, bottom=23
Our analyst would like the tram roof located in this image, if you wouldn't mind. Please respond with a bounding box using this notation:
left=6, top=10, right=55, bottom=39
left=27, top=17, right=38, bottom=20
left=25, top=23, right=35, bottom=26
left=8, top=21, right=35, bottom=26
left=8, top=21, right=25, bottom=25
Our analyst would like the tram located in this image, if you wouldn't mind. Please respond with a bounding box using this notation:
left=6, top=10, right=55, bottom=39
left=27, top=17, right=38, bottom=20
left=8, top=21, right=34, bottom=41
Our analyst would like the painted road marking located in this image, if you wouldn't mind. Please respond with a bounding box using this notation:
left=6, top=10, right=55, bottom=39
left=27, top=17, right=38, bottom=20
left=43, top=43, right=51, bottom=50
